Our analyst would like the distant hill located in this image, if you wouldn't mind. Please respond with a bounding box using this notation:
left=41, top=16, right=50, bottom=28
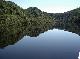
left=49, top=7, right=80, bottom=27
left=48, top=7, right=80, bottom=36
left=67, top=7, right=80, bottom=26
left=0, top=0, right=80, bottom=48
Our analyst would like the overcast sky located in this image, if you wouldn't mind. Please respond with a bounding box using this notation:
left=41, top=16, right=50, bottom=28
left=5, top=0, right=80, bottom=13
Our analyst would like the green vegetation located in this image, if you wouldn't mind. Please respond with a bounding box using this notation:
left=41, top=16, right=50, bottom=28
left=0, top=0, right=80, bottom=48
left=49, top=7, right=80, bottom=36
left=0, top=1, right=54, bottom=37
left=0, top=1, right=54, bottom=48
left=49, top=7, right=80, bottom=27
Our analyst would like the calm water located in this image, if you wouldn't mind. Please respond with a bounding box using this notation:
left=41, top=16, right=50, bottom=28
left=0, top=29, right=80, bottom=59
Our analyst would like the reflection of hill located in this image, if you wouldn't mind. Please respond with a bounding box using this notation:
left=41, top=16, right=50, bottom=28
left=0, top=1, right=80, bottom=49
left=0, top=1, right=54, bottom=48
left=54, top=23, right=80, bottom=36
left=51, top=7, right=80, bottom=36
left=0, top=30, right=24, bottom=48
left=0, top=25, right=53, bottom=49
left=0, top=22, right=80, bottom=49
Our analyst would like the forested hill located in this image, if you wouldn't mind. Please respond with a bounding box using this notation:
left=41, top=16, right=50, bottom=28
left=48, top=7, right=80, bottom=36
left=0, top=0, right=54, bottom=33
left=49, top=7, right=80, bottom=26
left=0, top=0, right=80, bottom=48
left=0, top=1, right=55, bottom=48
left=1, top=0, right=80, bottom=28
left=0, top=0, right=80, bottom=35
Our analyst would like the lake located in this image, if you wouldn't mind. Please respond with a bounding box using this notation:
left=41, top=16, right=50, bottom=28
left=0, top=29, right=80, bottom=59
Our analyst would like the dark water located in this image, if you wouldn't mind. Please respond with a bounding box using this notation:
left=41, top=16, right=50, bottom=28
left=0, top=29, right=80, bottom=59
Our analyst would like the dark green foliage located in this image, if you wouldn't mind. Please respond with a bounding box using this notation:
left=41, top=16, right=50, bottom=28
left=49, top=7, right=80, bottom=36
left=49, top=7, right=80, bottom=28
left=0, top=1, right=54, bottom=48
left=0, top=0, right=80, bottom=48
left=25, top=7, right=42, bottom=17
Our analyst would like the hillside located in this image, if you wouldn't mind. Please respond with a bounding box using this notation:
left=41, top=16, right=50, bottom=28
left=48, top=7, right=80, bottom=36
left=0, top=1, right=54, bottom=48
left=0, top=1, right=54, bottom=35
left=50, top=7, right=80, bottom=25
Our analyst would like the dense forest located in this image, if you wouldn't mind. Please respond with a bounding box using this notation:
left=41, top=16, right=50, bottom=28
left=49, top=7, right=80, bottom=27
left=0, top=0, right=80, bottom=48
left=0, top=1, right=54, bottom=48
left=0, top=1, right=54, bottom=37
left=49, top=7, right=80, bottom=36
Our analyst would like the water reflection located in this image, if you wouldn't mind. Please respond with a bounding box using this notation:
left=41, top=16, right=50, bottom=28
left=0, top=20, right=80, bottom=59
left=0, top=25, right=53, bottom=48
left=0, top=23, right=80, bottom=48
left=0, top=29, right=80, bottom=59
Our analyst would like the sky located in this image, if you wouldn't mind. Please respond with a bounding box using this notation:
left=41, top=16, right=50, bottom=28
left=5, top=0, right=80, bottom=13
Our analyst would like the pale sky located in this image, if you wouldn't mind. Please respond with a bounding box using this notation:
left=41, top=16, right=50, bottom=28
left=5, top=0, right=80, bottom=13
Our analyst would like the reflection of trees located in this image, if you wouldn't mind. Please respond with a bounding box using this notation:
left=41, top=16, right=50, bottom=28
left=54, top=20, right=80, bottom=36
left=0, top=1, right=80, bottom=49
left=0, top=20, right=80, bottom=49
left=0, top=1, right=54, bottom=48
left=52, top=8, right=80, bottom=36
left=0, top=23, right=53, bottom=49
left=0, top=30, right=24, bottom=48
